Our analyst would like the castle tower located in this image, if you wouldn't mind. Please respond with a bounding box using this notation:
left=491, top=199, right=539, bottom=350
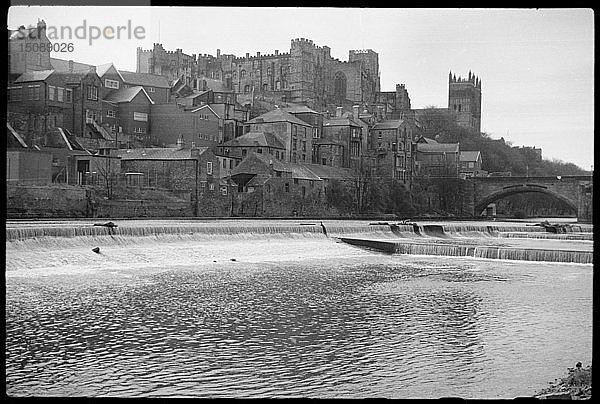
left=289, top=38, right=317, bottom=106
left=349, top=49, right=380, bottom=93
left=448, top=70, right=482, bottom=133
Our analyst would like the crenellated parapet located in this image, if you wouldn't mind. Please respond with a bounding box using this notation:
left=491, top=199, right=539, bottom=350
left=449, top=70, right=482, bottom=88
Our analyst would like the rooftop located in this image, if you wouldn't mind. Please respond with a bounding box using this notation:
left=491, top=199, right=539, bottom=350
left=103, top=86, right=154, bottom=104
left=416, top=143, right=460, bottom=153
left=119, top=70, right=170, bottom=88
left=116, top=147, right=209, bottom=160
left=247, top=108, right=312, bottom=127
left=222, top=131, right=285, bottom=149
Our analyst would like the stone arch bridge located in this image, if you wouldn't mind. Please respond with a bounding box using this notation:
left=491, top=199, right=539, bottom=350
left=462, top=175, right=593, bottom=222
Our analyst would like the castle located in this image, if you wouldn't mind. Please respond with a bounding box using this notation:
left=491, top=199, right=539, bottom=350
left=137, top=38, right=380, bottom=111
left=136, top=40, right=481, bottom=133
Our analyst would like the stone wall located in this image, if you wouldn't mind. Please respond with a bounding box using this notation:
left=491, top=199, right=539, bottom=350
left=6, top=184, right=91, bottom=218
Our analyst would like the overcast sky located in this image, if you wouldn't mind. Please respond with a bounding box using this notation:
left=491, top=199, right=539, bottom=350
left=8, top=7, right=594, bottom=170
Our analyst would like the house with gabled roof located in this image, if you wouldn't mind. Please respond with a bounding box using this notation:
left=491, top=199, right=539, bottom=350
left=118, top=70, right=170, bottom=103
left=414, top=141, right=460, bottom=177
left=218, top=131, right=286, bottom=161
left=368, top=119, right=415, bottom=184
left=102, top=85, right=154, bottom=146
left=150, top=103, right=220, bottom=147
left=245, top=108, right=315, bottom=164
left=459, top=150, right=484, bottom=177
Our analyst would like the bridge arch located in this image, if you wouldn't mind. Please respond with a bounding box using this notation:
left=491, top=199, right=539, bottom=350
left=474, top=184, right=578, bottom=216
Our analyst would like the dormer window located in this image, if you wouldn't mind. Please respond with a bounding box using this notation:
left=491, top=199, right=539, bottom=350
left=105, top=79, right=120, bottom=89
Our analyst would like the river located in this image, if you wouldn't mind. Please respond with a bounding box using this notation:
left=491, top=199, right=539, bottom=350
left=4, top=219, right=593, bottom=398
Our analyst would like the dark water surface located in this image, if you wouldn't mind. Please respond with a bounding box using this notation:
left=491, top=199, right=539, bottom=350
left=5, top=249, right=592, bottom=398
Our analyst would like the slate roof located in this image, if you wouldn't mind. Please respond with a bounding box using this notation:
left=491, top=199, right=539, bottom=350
left=247, top=108, right=312, bottom=126
left=103, top=86, right=154, bottom=104
left=280, top=104, right=319, bottom=115
left=118, top=71, right=170, bottom=88
left=222, top=131, right=285, bottom=149
left=416, top=143, right=460, bottom=153
left=50, top=58, right=93, bottom=73
left=323, top=116, right=362, bottom=128
left=14, top=70, right=55, bottom=83
left=460, top=150, right=481, bottom=161
left=231, top=152, right=353, bottom=182
left=371, top=120, right=406, bottom=130
left=232, top=152, right=321, bottom=181
left=116, top=147, right=209, bottom=160
left=96, top=62, right=125, bottom=81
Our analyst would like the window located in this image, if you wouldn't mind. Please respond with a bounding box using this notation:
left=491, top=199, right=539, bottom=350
left=301, top=141, right=307, bottom=152
left=468, top=162, right=475, bottom=168
left=221, top=187, right=228, bottom=196
left=87, top=85, right=98, bottom=100
left=209, top=183, right=214, bottom=190
left=294, top=178, right=299, bottom=185
left=276, top=171, right=282, bottom=177
left=57, top=87, right=64, bottom=102
left=207, top=161, right=213, bottom=175
left=8, top=86, right=22, bottom=102
left=107, top=110, right=116, bottom=118
left=322, top=158, right=327, bottom=165
left=313, top=128, right=318, bottom=139
left=275, top=81, right=281, bottom=90
left=133, top=112, right=148, bottom=122
left=458, top=104, right=462, bottom=112
left=147, top=87, right=155, bottom=93
left=65, top=89, right=72, bottom=102
left=302, top=186, right=306, bottom=197
left=267, top=67, right=272, bottom=76
left=222, top=159, right=226, bottom=169
left=242, top=149, right=247, bottom=157
left=229, top=160, right=233, bottom=169
left=244, top=85, right=251, bottom=94
left=285, top=183, right=289, bottom=192
left=105, top=79, right=120, bottom=89
left=262, top=83, right=268, bottom=91
left=29, top=85, right=40, bottom=100
left=257, top=148, right=263, bottom=154
left=240, top=70, right=246, bottom=78
left=48, top=85, right=56, bottom=100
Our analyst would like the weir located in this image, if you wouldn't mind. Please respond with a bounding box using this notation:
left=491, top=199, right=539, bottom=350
left=5, top=220, right=593, bottom=264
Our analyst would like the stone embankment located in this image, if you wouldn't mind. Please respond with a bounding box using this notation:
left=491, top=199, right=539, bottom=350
left=535, top=363, right=592, bottom=400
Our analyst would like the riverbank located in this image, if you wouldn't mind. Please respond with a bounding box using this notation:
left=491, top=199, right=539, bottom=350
left=535, top=363, right=592, bottom=399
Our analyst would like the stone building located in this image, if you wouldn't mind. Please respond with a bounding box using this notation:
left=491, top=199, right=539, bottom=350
left=150, top=103, right=220, bottom=147
left=448, top=70, right=482, bottom=133
left=137, top=43, right=197, bottom=87
left=459, top=150, right=484, bottom=178
left=137, top=38, right=381, bottom=110
left=244, top=108, right=315, bottom=164
left=8, top=20, right=53, bottom=79
left=218, top=131, right=286, bottom=161
left=368, top=120, right=415, bottom=185
left=414, top=137, right=460, bottom=177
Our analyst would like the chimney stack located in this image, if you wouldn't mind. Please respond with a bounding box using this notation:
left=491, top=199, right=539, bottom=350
left=352, top=105, right=360, bottom=120
left=336, top=106, right=343, bottom=118
left=216, top=49, right=221, bottom=58
left=68, top=60, right=74, bottom=73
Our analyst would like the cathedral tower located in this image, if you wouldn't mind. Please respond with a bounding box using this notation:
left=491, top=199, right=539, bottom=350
left=448, top=70, right=481, bottom=133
